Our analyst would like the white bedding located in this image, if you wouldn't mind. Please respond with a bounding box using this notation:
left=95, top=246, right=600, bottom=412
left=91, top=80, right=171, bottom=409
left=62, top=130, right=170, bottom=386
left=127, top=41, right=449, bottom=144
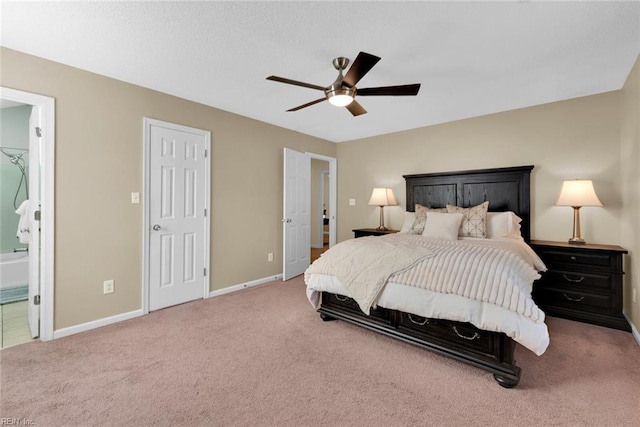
left=305, top=236, right=549, bottom=356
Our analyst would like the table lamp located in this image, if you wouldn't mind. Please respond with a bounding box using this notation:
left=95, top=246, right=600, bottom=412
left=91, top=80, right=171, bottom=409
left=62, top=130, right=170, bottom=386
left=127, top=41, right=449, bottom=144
left=556, top=179, right=603, bottom=244
left=368, top=188, right=398, bottom=231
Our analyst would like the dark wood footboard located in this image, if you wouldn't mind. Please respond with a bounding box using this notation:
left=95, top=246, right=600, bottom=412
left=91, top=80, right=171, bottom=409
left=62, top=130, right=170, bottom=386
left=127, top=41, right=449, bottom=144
left=319, top=292, right=521, bottom=388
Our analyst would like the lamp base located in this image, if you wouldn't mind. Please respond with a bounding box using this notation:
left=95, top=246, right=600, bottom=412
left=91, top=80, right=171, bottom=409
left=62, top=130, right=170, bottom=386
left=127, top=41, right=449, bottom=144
left=376, top=205, right=387, bottom=231
left=568, top=206, right=586, bottom=244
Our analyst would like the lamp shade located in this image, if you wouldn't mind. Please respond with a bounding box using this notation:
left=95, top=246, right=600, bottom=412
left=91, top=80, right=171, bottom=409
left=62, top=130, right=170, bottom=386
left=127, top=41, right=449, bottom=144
left=368, top=188, right=398, bottom=206
left=556, top=180, right=603, bottom=207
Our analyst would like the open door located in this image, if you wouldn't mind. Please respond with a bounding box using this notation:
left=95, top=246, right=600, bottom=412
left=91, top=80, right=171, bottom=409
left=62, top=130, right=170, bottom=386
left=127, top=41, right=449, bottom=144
left=28, top=106, right=40, bottom=338
left=282, top=148, right=310, bottom=280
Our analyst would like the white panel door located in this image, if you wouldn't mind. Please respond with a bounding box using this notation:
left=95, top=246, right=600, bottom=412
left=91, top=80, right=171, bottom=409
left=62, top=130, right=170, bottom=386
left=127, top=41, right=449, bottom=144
left=283, top=148, right=310, bottom=280
left=148, top=121, right=208, bottom=311
left=28, top=106, right=40, bottom=338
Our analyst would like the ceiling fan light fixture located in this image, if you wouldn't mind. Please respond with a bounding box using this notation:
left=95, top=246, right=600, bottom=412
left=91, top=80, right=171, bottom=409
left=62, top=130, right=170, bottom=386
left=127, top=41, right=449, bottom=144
left=326, top=86, right=355, bottom=107
left=267, top=51, right=420, bottom=116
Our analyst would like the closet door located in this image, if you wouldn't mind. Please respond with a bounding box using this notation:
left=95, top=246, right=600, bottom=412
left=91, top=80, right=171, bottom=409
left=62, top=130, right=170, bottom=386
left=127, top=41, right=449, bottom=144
left=145, top=119, right=210, bottom=311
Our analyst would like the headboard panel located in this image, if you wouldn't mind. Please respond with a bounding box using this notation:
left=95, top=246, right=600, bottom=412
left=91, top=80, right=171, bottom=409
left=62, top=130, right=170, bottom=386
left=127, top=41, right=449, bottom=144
left=403, top=165, right=534, bottom=242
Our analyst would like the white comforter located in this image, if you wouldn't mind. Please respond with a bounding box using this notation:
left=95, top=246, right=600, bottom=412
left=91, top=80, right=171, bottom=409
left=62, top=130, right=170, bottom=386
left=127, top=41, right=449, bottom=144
left=305, top=235, right=550, bottom=355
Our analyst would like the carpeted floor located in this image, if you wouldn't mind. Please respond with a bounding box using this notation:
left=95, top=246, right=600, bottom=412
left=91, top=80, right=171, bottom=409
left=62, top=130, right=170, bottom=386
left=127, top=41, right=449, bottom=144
left=1, top=276, right=639, bottom=426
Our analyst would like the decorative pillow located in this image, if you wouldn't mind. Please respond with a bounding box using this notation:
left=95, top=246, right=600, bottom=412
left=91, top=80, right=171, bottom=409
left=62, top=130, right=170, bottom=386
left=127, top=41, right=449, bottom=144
left=407, top=204, right=447, bottom=234
left=446, top=201, right=489, bottom=238
left=486, top=211, right=523, bottom=240
left=399, top=212, right=416, bottom=233
left=407, top=204, right=429, bottom=234
left=422, top=212, right=464, bottom=241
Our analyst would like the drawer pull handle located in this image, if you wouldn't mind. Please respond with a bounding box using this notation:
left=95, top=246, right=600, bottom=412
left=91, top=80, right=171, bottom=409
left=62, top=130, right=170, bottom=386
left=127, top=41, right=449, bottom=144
left=335, top=294, right=350, bottom=302
left=407, top=314, right=430, bottom=326
left=570, top=256, right=577, bottom=261
left=453, top=326, right=480, bottom=341
left=562, top=293, right=585, bottom=302
left=562, top=274, right=584, bottom=283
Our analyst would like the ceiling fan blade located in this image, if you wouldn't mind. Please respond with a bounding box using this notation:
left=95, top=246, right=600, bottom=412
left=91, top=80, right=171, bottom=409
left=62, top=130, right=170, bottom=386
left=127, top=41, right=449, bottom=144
left=342, top=52, right=381, bottom=88
left=266, top=75, right=325, bottom=91
left=357, top=84, right=421, bottom=96
left=345, top=100, right=367, bottom=117
left=286, top=97, right=327, bottom=112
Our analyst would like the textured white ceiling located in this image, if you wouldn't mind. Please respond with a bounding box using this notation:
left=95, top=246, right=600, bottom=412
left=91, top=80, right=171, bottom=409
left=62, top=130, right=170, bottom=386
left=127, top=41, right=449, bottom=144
left=1, top=1, right=639, bottom=142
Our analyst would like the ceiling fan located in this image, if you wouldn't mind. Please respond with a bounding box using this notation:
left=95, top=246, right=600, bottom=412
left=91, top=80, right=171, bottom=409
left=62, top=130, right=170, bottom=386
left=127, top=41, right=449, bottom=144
left=266, top=52, right=421, bottom=117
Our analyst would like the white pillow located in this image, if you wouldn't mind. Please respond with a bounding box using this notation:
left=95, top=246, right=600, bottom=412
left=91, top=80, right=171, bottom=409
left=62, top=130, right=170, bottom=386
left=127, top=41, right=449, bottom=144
left=422, top=212, right=464, bottom=241
left=399, top=212, right=416, bottom=233
left=486, top=212, right=523, bottom=240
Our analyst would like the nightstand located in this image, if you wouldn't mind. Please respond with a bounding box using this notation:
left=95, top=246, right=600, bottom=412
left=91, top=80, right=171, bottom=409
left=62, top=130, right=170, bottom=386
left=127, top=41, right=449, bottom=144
left=530, top=240, right=630, bottom=332
left=353, top=228, right=399, bottom=238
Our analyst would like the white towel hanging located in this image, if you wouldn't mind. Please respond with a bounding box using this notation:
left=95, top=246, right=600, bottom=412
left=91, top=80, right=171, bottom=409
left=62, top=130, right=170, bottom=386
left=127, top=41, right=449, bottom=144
left=15, top=199, right=29, bottom=244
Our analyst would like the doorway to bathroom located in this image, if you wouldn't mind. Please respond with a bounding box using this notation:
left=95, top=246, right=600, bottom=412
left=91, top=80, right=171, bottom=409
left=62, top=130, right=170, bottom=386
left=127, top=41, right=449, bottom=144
left=0, top=102, right=32, bottom=347
left=0, top=87, right=55, bottom=347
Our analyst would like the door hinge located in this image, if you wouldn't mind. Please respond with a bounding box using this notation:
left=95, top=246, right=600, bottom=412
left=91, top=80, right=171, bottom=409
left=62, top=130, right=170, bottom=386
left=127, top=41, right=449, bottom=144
left=35, top=127, right=42, bottom=137
left=204, top=209, right=207, bottom=217
left=204, top=149, right=208, bottom=158
left=34, top=210, right=41, bottom=221
left=204, top=268, right=207, bottom=276
left=34, top=295, right=41, bottom=305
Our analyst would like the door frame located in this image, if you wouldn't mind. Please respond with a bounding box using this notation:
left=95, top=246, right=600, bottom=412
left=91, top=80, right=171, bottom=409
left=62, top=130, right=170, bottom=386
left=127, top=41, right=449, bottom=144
left=0, top=86, right=55, bottom=341
left=313, top=168, right=330, bottom=249
left=142, top=118, right=211, bottom=314
left=308, top=153, right=337, bottom=248
left=282, top=150, right=337, bottom=280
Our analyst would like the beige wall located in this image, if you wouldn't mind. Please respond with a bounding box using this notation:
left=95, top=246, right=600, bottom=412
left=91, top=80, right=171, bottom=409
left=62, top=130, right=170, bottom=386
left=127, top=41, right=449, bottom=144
left=0, top=48, right=336, bottom=329
left=337, top=92, right=622, bottom=244
left=620, top=55, right=640, bottom=332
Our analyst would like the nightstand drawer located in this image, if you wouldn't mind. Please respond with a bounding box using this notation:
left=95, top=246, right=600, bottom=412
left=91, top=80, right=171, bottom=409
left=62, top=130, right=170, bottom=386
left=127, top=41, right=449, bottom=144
left=534, top=288, right=613, bottom=314
left=537, top=249, right=612, bottom=269
left=539, top=269, right=613, bottom=293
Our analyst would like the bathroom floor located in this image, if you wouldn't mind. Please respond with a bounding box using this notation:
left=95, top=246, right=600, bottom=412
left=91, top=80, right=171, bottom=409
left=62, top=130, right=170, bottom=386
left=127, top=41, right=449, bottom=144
left=0, top=300, right=35, bottom=349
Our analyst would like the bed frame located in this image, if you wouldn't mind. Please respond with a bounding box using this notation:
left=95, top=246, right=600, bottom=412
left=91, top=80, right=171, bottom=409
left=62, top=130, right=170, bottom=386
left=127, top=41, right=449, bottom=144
left=318, top=165, right=534, bottom=388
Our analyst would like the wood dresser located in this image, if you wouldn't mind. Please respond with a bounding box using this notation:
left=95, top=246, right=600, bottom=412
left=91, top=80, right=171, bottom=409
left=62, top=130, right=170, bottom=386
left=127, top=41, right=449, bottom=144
left=530, top=240, right=630, bottom=332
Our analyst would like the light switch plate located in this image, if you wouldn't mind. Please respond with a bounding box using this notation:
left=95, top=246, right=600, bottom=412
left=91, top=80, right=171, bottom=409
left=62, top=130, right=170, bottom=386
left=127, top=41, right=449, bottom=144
left=131, top=192, right=140, bottom=204
left=349, top=198, right=356, bottom=206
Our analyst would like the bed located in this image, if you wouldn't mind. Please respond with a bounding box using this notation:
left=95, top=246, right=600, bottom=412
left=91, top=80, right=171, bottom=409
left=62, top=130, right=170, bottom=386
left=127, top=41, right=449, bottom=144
left=304, top=165, right=547, bottom=388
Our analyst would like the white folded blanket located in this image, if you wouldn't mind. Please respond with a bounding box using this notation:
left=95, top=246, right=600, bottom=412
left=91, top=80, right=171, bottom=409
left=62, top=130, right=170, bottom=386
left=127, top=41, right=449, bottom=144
left=305, top=235, right=434, bottom=314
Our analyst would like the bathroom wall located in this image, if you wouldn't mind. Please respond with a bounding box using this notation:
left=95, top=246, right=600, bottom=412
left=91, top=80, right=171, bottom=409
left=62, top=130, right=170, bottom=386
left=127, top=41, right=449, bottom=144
left=0, top=105, right=31, bottom=254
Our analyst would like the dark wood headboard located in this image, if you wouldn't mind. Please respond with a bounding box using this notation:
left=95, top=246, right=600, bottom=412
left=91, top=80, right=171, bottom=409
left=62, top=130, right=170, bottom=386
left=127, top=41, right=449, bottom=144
left=403, top=165, right=534, bottom=242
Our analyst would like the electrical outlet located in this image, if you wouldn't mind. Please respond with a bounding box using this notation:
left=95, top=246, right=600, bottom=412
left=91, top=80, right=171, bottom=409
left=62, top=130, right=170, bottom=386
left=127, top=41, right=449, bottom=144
left=268, top=252, right=274, bottom=262
left=349, top=198, right=356, bottom=206
left=103, top=280, right=115, bottom=294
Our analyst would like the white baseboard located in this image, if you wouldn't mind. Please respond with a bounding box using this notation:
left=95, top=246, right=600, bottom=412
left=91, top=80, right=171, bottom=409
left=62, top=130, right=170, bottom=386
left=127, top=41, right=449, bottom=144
left=50, top=274, right=284, bottom=340
left=624, top=313, right=640, bottom=347
left=53, top=309, right=144, bottom=340
left=311, top=244, right=323, bottom=249
left=210, top=274, right=283, bottom=297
